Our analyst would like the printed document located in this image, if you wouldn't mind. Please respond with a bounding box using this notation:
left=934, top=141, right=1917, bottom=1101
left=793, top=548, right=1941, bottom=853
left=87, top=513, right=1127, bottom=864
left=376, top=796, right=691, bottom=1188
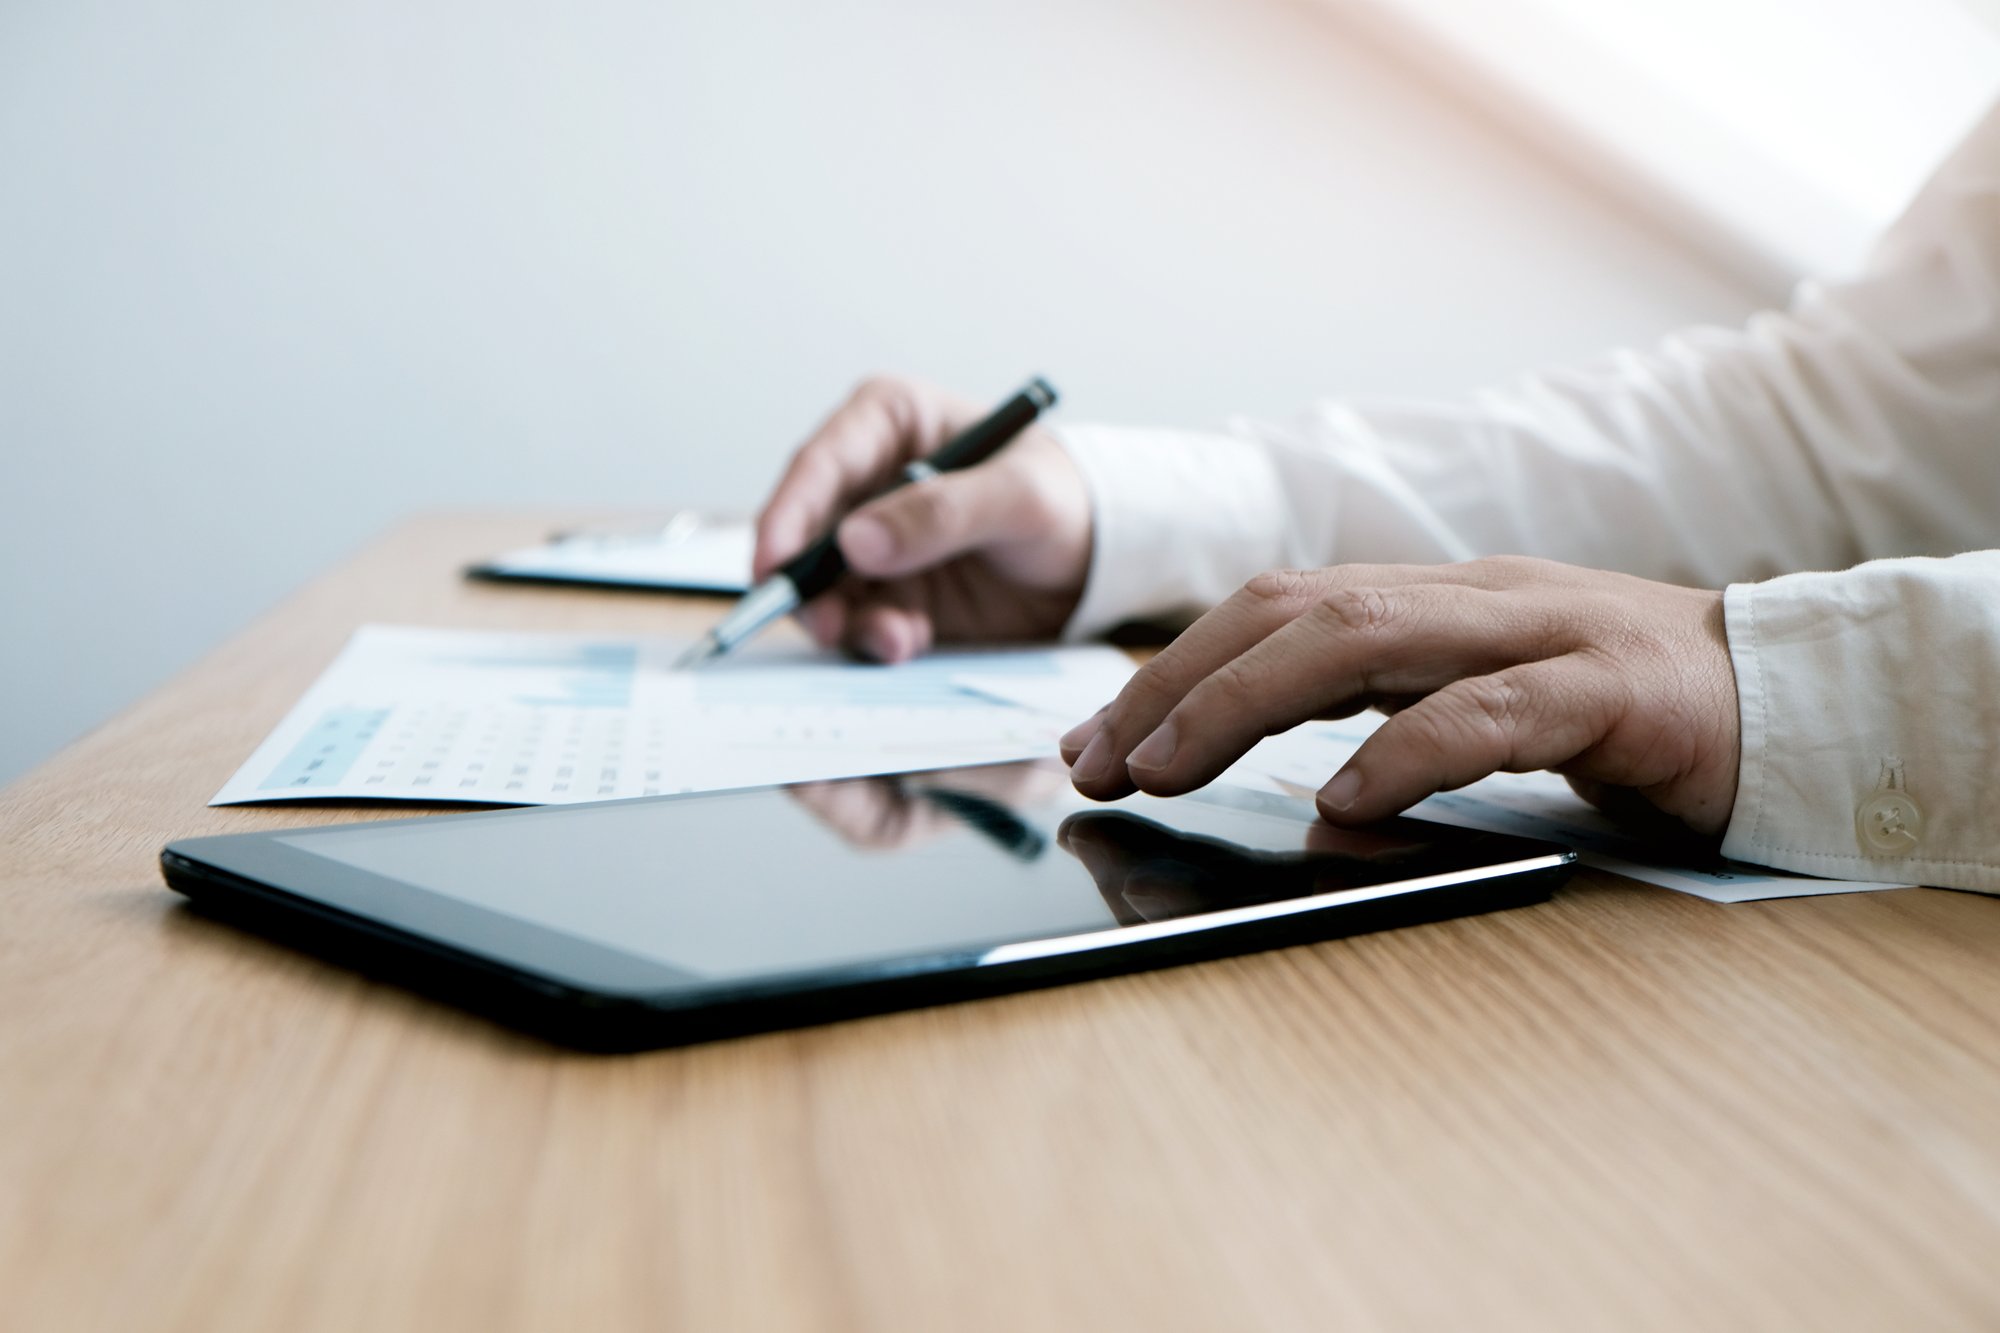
left=213, top=626, right=1135, bottom=807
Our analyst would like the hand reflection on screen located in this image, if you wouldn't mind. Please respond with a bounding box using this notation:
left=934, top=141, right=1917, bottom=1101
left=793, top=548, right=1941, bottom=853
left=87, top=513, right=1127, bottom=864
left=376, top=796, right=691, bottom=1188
left=787, top=762, right=1063, bottom=858
left=1057, top=813, right=1437, bottom=926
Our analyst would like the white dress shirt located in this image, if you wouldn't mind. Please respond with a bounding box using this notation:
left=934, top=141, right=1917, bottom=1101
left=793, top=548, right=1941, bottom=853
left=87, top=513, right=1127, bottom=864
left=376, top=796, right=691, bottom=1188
left=1054, top=102, right=2000, bottom=894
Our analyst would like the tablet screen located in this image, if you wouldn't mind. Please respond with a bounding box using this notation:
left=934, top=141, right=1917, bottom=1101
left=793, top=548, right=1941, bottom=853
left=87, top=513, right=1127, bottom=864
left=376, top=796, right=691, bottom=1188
left=265, top=763, right=1507, bottom=983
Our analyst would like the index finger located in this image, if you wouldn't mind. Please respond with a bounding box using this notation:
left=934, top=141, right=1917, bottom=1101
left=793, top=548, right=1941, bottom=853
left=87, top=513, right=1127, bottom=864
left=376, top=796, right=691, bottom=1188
left=1116, top=581, right=1572, bottom=798
left=1061, top=569, right=1337, bottom=781
left=1064, top=564, right=1445, bottom=796
left=753, top=378, right=963, bottom=579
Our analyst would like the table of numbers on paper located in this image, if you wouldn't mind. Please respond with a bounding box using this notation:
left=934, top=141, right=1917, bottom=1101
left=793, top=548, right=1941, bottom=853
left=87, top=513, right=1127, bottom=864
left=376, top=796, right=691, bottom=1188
left=213, top=626, right=1138, bottom=808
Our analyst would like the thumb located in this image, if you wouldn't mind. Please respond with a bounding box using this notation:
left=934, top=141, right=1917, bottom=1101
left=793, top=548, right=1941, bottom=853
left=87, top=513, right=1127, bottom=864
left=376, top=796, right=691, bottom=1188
left=835, top=465, right=1026, bottom=579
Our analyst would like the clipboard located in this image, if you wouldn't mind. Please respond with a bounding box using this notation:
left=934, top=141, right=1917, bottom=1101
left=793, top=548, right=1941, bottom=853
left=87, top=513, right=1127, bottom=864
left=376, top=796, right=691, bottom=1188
left=467, top=513, right=752, bottom=596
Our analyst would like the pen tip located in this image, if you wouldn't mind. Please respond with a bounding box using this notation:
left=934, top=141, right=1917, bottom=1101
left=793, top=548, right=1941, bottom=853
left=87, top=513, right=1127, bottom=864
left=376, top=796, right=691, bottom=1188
left=672, top=637, right=718, bottom=671
left=1026, top=377, right=1057, bottom=410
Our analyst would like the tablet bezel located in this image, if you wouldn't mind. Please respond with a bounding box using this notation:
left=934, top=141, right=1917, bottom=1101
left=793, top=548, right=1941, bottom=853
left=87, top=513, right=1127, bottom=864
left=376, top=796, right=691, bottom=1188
left=161, top=765, right=1575, bottom=1049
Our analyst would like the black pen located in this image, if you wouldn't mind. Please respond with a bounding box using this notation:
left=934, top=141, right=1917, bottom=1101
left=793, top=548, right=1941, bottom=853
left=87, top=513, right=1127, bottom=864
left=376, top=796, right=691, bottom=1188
left=672, top=377, right=1059, bottom=669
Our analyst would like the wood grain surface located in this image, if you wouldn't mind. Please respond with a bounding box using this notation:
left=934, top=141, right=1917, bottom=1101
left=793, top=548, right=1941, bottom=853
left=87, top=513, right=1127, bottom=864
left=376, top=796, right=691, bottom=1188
left=4, top=512, right=1999, bottom=1332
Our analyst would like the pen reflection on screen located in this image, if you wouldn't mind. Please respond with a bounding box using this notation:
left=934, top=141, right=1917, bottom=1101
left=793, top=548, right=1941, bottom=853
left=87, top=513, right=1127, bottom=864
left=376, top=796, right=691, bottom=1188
left=916, top=787, right=1047, bottom=861
left=783, top=763, right=1057, bottom=860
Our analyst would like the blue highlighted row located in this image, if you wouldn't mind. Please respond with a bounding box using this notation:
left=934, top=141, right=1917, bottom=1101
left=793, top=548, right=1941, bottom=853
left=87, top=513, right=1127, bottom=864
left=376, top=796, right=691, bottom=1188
left=260, top=707, right=393, bottom=790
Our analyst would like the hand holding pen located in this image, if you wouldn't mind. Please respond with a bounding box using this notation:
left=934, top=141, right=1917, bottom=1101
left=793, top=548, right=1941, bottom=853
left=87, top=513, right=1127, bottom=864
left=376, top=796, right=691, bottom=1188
left=681, top=376, right=1092, bottom=666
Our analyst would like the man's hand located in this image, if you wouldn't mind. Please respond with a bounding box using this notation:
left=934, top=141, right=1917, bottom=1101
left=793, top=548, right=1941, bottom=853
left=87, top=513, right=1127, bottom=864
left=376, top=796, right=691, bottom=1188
left=754, top=375, right=1093, bottom=663
left=1058, top=557, right=1741, bottom=835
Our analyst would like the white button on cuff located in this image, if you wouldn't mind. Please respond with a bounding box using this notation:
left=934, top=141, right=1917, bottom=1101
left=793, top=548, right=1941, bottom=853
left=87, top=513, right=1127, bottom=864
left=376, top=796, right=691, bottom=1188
left=1856, top=760, right=1923, bottom=857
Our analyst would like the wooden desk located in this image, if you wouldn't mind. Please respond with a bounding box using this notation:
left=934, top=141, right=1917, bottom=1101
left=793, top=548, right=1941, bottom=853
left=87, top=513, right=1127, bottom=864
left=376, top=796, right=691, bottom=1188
left=6, top=512, right=2000, bottom=1332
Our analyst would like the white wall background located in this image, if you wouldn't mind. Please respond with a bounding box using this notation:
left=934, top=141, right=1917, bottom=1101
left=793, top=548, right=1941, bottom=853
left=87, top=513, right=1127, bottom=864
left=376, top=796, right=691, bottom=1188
left=0, top=0, right=1765, bottom=787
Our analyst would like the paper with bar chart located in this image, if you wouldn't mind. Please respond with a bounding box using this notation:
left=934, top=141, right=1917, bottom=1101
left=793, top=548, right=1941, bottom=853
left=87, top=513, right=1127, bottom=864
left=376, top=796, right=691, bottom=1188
left=211, top=626, right=1135, bottom=806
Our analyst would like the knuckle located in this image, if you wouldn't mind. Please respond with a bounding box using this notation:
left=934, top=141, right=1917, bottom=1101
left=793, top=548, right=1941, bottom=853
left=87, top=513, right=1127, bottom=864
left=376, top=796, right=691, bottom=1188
left=1203, top=656, right=1260, bottom=708
left=1119, top=662, right=1189, bottom=720
left=900, top=479, right=961, bottom=535
left=782, top=428, right=830, bottom=470
left=1122, top=662, right=1179, bottom=709
left=1448, top=673, right=1531, bottom=742
left=853, top=372, right=910, bottom=404
left=1240, top=568, right=1322, bottom=612
left=793, top=442, right=842, bottom=481
left=1390, top=678, right=1528, bottom=767
left=1314, top=586, right=1395, bottom=635
left=854, top=373, right=922, bottom=441
left=1388, top=697, right=1461, bottom=759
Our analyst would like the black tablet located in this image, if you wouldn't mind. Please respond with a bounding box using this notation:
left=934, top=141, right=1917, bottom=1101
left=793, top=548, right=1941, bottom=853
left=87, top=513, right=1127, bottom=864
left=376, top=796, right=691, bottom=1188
left=161, top=761, right=1575, bottom=1050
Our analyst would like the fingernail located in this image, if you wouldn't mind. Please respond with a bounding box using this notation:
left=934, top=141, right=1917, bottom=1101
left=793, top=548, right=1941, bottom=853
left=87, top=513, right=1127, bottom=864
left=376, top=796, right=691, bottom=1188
left=1320, top=768, right=1363, bottom=814
left=1059, top=707, right=1107, bottom=757
left=839, top=515, right=895, bottom=569
left=1126, top=718, right=1177, bottom=774
left=1071, top=729, right=1113, bottom=785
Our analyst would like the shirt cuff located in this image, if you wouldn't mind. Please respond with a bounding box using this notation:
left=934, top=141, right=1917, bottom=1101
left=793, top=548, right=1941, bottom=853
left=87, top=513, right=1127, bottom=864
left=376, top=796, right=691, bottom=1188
left=1052, top=423, right=1292, bottom=640
left=1720, top=556, right=2000, bottom=893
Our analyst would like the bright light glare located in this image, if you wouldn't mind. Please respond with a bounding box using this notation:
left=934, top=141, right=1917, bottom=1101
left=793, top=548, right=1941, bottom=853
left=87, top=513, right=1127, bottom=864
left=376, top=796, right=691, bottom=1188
left=1343, top=0, right=2000, bottom=280
left=1535, top=0, right=2000, bottom=224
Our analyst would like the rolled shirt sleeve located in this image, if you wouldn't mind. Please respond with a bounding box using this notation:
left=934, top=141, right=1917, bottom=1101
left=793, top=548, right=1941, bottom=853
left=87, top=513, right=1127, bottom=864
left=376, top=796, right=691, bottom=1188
left=1052, top=100, right=2000, bottom=638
